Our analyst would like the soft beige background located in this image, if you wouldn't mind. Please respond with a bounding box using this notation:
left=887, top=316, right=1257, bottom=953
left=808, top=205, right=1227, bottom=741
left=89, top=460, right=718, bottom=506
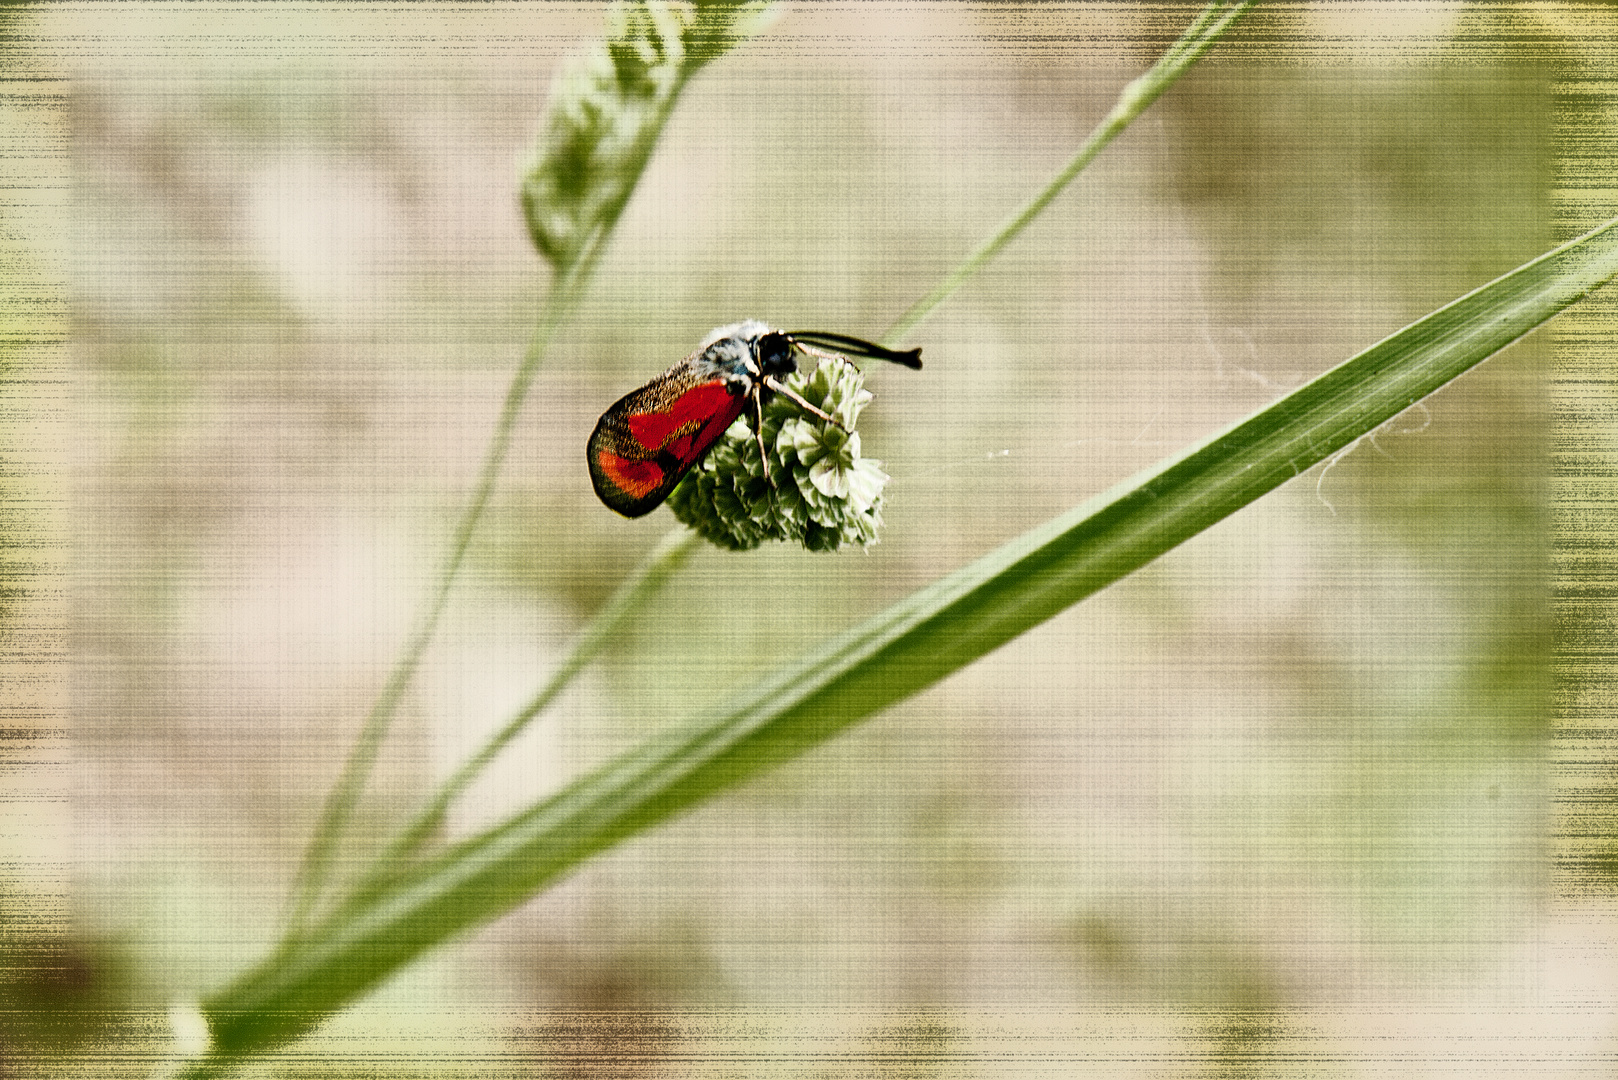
left=4, top=1, right=1615, bottom=1075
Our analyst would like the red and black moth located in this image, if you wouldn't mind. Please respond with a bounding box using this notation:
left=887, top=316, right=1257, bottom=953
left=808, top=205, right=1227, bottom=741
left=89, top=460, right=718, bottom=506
left=588, top=321, right=922, bottom=518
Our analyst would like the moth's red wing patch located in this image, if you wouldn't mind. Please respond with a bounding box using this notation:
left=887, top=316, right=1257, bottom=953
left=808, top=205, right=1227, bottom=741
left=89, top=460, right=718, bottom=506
left=627, top=381, right=734, bottom=452
left=667, top=393, right=748, bottom=467
left=593, top=450, right=664, bottom=501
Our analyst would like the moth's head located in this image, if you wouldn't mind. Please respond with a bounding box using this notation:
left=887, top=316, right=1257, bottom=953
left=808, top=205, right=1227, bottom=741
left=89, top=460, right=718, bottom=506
left=753, top=331, right=798, bottom=378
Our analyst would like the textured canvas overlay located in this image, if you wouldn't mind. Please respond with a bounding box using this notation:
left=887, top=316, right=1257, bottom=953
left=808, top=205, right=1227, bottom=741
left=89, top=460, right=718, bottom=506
left=4, top=2, right=1616, bottom=1076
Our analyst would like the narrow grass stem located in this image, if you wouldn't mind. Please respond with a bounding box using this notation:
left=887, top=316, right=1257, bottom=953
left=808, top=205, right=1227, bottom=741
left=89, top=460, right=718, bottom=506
left=883, top=0, right=1254, bottom=345
left=283, top=281, right=575, bottom=936
left=371, top=525, right=701, bottom=873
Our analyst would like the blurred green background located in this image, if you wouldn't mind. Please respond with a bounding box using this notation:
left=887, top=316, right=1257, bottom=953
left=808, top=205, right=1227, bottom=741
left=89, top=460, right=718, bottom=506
left=4, top=1, right=1614, bottom=1075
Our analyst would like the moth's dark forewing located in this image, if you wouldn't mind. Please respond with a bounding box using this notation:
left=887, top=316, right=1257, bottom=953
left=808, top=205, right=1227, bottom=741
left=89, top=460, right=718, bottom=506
left=587, top=358, right=751, bottom=518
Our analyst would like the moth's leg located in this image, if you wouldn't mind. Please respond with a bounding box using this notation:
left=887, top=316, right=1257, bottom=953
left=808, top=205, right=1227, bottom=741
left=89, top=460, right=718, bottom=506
left=753, top=389, right=775, bottom=485
left=764, top=376, right=846, bottom=430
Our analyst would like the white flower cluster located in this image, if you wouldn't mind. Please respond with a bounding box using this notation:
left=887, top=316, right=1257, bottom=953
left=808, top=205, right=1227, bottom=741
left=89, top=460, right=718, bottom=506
left=668, top=357, right=892, bottom=551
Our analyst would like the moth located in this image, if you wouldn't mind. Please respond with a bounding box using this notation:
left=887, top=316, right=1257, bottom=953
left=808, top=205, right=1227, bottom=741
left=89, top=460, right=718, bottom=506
left=587, top=321, right=922, bottom=518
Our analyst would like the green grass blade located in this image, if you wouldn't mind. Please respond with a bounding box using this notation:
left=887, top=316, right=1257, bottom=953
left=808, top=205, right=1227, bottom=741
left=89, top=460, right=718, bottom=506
left=195, top=216, right=1618, bottom=1065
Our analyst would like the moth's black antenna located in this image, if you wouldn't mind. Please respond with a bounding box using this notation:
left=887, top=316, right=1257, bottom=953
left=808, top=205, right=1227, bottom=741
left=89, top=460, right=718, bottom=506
left=787, top=331, right=922, bottom=370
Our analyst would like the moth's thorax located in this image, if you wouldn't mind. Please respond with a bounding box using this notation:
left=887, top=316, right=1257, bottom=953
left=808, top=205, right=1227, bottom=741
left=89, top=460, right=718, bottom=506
left=698, top=319, right=772, bottom=351
left=693, top=321, right=798, bottom=389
